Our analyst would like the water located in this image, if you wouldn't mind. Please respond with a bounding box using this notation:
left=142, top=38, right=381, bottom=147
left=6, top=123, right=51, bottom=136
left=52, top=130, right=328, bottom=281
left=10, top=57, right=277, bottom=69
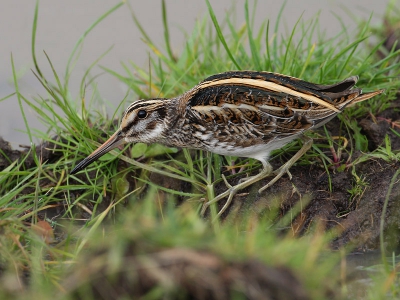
left=0, top=0, right=387, bottom=147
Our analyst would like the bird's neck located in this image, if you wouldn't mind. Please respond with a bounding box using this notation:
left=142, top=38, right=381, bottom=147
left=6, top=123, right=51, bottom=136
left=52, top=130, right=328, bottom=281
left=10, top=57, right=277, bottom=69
left=155, top=96, right=189, bottom=147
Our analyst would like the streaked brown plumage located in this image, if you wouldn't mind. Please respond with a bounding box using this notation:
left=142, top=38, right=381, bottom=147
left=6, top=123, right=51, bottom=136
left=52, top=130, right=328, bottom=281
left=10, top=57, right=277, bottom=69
left=71, top=71, right=384, bottom=215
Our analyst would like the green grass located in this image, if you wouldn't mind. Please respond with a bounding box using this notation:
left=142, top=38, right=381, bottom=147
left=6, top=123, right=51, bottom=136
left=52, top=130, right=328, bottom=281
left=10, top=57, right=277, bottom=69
left=1, top=0, right=400, bottom=299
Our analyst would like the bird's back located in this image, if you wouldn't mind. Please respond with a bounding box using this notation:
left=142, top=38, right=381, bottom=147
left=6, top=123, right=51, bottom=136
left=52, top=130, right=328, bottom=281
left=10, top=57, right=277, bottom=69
left=172, top=71, right=382, bottom=159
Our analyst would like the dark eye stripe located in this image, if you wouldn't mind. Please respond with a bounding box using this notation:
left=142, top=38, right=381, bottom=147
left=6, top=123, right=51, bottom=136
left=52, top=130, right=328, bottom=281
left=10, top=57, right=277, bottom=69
left=122, top=107, right=162, bottom=133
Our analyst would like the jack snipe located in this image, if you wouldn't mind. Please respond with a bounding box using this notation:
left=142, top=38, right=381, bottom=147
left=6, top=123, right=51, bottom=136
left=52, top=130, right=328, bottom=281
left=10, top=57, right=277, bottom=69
left=71, top=71, right=384, bottom=216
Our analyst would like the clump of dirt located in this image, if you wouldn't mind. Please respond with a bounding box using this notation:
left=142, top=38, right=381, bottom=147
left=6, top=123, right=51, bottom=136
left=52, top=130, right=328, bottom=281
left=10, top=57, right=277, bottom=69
left=359, top=101, right=400, bottom=150
left=65, top=247, right=312, bottom=300
left=0, top=135, right=65, bottom=171
left=0, top=138, right=21, bottom=170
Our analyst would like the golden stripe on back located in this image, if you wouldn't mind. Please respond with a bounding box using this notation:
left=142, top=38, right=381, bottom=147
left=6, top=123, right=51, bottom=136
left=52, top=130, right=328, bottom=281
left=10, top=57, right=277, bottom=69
left=196, top=78, right=340, bottom=112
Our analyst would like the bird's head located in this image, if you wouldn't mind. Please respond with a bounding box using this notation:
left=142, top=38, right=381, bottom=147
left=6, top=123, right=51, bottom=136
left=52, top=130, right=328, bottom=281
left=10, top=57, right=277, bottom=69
left=70, top=98, right=171, bottom=174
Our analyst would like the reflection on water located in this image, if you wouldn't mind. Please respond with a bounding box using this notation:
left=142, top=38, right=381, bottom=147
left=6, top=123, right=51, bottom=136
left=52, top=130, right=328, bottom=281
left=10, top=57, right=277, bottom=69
left=0, top=0, right=387, bottom=147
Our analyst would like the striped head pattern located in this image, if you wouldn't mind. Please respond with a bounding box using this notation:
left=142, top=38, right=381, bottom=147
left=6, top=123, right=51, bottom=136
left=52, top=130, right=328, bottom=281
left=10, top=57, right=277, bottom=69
left=120, top=99, right=171, bottom=143
left=70, top=98, right=172, bottom=174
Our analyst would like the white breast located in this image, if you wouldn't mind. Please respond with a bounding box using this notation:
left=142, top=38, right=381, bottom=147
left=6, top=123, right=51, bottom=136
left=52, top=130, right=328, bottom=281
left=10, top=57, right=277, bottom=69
left=204, top=134, right=300, bottom=164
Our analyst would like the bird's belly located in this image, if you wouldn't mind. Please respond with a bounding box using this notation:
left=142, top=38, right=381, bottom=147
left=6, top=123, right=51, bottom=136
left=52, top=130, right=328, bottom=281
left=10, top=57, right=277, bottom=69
left=168, top=120, right=302, bottom=162
left=202, top=134, right=300, bottom=162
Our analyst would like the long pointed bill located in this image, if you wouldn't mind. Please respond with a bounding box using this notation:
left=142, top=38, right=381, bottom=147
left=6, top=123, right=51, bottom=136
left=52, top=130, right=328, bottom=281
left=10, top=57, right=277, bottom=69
left=71, top=130, right=125, bottom=174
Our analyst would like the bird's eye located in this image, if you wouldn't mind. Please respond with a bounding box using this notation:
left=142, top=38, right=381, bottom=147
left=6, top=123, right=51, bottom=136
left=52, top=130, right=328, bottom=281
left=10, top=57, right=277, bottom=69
left=137, top=109, right=147, bottom=118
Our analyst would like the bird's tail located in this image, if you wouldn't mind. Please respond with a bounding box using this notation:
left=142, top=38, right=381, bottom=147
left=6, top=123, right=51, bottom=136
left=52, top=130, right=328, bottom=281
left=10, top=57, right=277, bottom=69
left=346, top=89, right=385, bottom=107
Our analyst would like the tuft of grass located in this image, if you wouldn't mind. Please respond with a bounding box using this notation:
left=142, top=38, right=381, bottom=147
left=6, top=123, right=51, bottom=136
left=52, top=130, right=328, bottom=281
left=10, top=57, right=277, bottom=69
left=0, top=0, right=400, bottom=299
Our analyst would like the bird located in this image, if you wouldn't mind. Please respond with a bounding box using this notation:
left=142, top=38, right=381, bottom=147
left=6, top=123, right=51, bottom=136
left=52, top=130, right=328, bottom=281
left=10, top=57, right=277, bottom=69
left=71, top=71, right=384, bottom=216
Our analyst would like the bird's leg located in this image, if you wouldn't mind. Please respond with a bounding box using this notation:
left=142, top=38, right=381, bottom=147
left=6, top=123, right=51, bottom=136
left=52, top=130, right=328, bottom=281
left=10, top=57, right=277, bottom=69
left=201, top=136, right=313, bottom=217
left=201, top=162, right=273, bottom=217
left=258, top=135, right=313, bottom=193
left=237, top=159, right=273, bottom=184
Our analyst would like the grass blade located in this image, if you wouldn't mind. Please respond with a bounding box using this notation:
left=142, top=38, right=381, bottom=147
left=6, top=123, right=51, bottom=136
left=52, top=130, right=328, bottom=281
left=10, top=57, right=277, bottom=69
left=244, top=0, right=261, bottom=70
left=162, top=0, right=175, bottom=62
left=205, top=0, right=241, bottom=69
left=64, top=2, right=124, bottom=91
